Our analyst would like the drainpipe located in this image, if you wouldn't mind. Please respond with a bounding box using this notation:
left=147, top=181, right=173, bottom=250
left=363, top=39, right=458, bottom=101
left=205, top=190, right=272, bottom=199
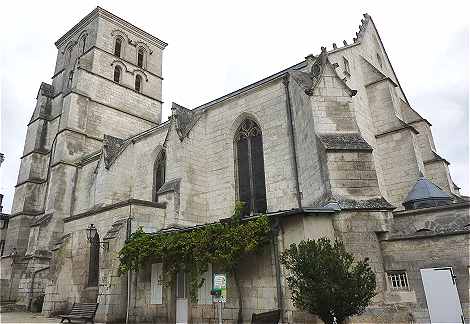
left=282, top=76, right=302, bottom=209
left=272, top=217, right=284, bottom=319
left=125, top=204, right=132, bottom=324
left=28, top=266, right=50, bottom=311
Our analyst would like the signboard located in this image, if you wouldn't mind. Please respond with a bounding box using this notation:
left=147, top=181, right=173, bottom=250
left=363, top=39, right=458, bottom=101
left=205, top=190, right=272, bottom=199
left=213, top=273, right=227, bottom=302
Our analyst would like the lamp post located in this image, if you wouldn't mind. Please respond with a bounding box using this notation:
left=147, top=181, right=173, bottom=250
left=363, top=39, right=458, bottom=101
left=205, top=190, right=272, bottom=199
left=86, top=224, right=97, bottom=242
left=86, top=224, right=109, bottom=250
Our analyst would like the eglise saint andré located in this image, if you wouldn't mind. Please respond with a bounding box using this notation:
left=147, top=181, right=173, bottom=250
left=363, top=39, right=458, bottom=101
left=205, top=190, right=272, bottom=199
left=1, top=7, right=468, bottom=324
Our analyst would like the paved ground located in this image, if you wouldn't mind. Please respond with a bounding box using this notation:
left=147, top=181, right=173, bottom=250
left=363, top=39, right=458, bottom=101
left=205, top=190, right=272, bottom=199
left=0, top=312, right=60, bottom=324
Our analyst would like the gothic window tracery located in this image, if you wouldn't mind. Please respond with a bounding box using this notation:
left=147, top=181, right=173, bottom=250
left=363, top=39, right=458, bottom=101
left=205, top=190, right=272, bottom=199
left=235, top=119, right=267, bottom=216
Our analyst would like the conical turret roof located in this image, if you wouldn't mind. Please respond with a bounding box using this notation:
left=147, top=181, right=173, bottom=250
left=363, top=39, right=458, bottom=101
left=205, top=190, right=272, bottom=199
left=403, top=174, right=452, bottom=209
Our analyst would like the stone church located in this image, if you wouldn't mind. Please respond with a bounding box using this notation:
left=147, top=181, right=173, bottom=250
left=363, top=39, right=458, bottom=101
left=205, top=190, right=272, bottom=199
left=1, top=7, right=468, bottom=324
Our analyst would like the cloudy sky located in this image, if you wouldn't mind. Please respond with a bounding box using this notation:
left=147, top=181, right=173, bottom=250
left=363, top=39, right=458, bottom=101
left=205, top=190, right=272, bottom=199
left=0, top=0, right=468, bottom=213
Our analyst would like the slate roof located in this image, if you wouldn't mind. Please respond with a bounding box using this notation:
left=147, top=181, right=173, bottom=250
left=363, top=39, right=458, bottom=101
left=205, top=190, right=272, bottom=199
left=317, top=133, right=372, bottom=151
left=404, top=176, right=451, bottom=204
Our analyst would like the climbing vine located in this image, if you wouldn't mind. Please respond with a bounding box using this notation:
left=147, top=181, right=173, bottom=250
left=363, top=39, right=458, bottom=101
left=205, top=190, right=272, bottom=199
left=118, top=202, right=272, bottom=303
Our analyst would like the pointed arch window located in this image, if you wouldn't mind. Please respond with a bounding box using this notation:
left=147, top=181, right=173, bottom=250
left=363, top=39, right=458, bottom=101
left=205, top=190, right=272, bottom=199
left=87, top=233, right=100, bottom=287
left=135, top=74, right=142, bottom=92
left=154, top=150, right=166, bottom=202
left=235, top=119, right=267, bottom=216
left=137, top=47, right=145, bottom=68
left=114, top=37, right=122, bottom=57
left=113, top=66, right=122, bottom=83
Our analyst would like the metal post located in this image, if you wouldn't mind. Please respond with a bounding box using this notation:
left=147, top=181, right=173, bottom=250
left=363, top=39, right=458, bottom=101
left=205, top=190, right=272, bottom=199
left=218, top=301, right=223, bottom=324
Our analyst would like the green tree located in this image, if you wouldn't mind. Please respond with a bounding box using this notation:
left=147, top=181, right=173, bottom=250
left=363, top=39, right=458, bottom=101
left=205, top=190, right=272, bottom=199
left=280, top=238, right=376, bottom=324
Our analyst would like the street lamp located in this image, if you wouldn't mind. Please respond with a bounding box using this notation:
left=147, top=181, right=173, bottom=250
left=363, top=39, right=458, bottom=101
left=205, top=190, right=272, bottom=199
left=86, top=224, right=109, bottom=250
left=86, top=224, right=97, bottom=242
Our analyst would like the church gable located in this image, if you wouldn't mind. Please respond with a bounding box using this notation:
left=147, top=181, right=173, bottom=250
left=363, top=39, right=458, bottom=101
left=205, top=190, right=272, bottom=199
left=291, top=48, right=360, bottom=134
left=357, top=14, right=411, bottom=106
left=291, top=47, right=357, bottom=98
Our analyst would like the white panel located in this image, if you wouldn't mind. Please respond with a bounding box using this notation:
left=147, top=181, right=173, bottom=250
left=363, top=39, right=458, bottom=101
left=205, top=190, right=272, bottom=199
left=197, top=263, right=213, bottom=304
left=421, top=267, right=464, bottom=323
left=176, top=298, right=188, bottom=324
left=150, top=263, right=163, bottom=304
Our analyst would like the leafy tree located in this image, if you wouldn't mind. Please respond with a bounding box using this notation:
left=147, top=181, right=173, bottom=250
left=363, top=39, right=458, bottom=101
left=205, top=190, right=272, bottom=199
left=280, top=238, right=376, bottom=324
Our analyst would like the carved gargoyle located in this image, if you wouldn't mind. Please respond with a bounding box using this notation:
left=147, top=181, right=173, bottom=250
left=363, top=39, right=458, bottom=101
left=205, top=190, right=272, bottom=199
left=171, top=102, right=200, bottom=141
left=290, top=47, right=328, bottom=96
left=103, top=134, right=124, bottom=169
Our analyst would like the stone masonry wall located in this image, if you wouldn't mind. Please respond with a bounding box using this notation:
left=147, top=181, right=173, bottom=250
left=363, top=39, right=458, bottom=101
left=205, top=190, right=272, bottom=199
left=381, top=233, right=470, bottom=323
left=289, top=75, right=327, bottom=206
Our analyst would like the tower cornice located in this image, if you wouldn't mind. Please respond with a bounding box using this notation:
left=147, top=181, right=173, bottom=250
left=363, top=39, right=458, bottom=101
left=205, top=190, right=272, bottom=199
left=55, top=6, right=168, bottom=50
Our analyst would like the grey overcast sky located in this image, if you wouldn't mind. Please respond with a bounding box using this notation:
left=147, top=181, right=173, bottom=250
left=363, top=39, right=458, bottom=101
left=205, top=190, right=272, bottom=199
left=0, top=0, right=468, bottom=213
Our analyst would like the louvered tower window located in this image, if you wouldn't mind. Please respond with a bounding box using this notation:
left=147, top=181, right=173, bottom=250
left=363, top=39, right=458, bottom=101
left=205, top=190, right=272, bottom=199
left=137, top=48, right=145, bottom=68
left=87, top=233, right=100, bottom=287
left=113, top=66, right=121, bottom=83
left=135, top=75, right=142, bottom=92
left=235, top=119, right=267, bottom=216
left=114, top=38, right=122, bottom=57
left=154, top=151, right=166, bottom=201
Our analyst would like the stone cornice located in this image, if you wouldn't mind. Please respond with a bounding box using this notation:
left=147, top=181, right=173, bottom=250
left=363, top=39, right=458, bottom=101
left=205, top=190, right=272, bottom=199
left=382, top=229, right=469, bottom=242
left=77, top=151, right=102, bottom=167
left=55, top=8, right=98, bottom=48
left=66, top=88, right=159, bottom=125
left=20, top=149, right=50, bottom=160
left=55, top=7, right=167, bottom=50
left=193, top=61, right=307, bottom=113
left=64, top=199, right=166, bottom=223
left=423, top=150, right=450, bottom=165
left=407, top=118, right=432, bottom=127
left=8, top=210, right=45, bottom=219
left=375, top=124, right=419, bottom=138
left=393, top=202, right=470, bottom=217
left=15, top=178, right=47, bottom=188
left=364, top=76, right=398, bottom=88
left=27, top=113, right=61, bottom=127
left=50, top=160, right=79, bottom=168
left=55, top=126, right=104, bottom=142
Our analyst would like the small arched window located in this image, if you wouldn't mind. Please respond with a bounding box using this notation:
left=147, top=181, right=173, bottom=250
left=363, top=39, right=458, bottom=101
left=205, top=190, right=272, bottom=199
left=154, top=150, right=166, bottom=201
left=80, top=35, right=87, bottom=54
left=87, top=232, right=100, bottom=287
left=235, top=119, right=267, bottom=216
left=135, top=75, right=142, bottom=92
left=137, top=48, right=145, bottom=68
left=113, top=66, right=122, bottom=83
left=114, top=38, right=122, bottom=57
